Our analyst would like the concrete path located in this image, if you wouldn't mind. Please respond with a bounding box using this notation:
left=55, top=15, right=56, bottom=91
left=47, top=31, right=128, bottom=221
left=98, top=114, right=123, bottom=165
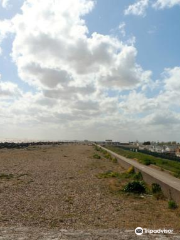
left=98, top=145, right=180, bottom=201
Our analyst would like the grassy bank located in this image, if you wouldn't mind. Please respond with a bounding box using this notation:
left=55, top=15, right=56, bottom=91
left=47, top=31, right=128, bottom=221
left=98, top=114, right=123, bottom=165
left=105, top=146, right=180, bottom=178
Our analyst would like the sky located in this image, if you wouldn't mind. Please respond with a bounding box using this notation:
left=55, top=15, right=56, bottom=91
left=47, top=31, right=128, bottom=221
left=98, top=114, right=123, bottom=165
left=0, top=0, right=180, bottom=142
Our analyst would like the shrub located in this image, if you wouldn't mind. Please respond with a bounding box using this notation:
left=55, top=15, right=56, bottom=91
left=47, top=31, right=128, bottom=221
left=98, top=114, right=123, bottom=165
left=126, top=166, right=135, bottom=174
left=152, top=183, right=162, bottom=194
left=93, top=154, right=101, bottom=159
left=133, top=172, right=143, bottom=181
left=151, top=183, right=165, bottom=200
left=168, top=200, right=178, bottom=209
left=123, top=181, right=146, bottom=194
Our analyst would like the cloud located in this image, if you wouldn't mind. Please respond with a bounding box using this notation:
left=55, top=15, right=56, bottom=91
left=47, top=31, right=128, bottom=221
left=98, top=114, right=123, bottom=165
left=118, top=22, right=126, bottom=37
left=124, top=0, right=180, bottom=17
left=124, top=0, right=149, bottom=17
left=6, top=0, right=151, bottom=93
left=0, top=0, right=10, bottom=8
left=0, top=0, right=179, bottom=141
left=0, top=80, right=21, bottom=98
left=153, top=0, right=180, bottom=9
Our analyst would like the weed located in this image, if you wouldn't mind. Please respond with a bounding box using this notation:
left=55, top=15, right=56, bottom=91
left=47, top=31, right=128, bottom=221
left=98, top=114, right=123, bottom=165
left=97, top=170, right=121, bottom=179
left=106, top=146, right=180, bottom=176
left=0, top=173, right=14, bottom=180
left=152, top=183, right=162, bottom=194
left=168, top=200, right=178, bottom=209
left=123, top=181, right=146, bottom=194
left=126, top=166, right=135, bottom=174
left=151, top=183, right=165, bottom=200
left=143, top=159, right=152, bottom=166
left=104, top=153, right=112, bottom=160
left=94, top=146, right=101, bottom=151
left=93, top=154, right=101, bottom=159
left=133, top=172, right=143, bottom=181
left=112, top=158, right=118, bottom=163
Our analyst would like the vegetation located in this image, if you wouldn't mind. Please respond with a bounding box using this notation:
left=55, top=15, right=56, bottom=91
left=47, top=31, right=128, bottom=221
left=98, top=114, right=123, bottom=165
left=97, top=170, right=122, bottom=179
left=94, top=145, right=118, bottom=164
left=133, top=172, right=143, bottom=181
left=0, top=173, right=14, bottom=180
left=126, top=166, right=135, bottom=174
left=151, top=183, right=165, bottom=200
left=106, top=146, right=180, bottom=176
left=123, top=181, right=146, bottom=194
left=152, top=183, right=162, bottom=194
left=112, top=157, right=118, bottom=163
left=93, top=154, right=101, bottom=159
left=168, top=200, right=178, bottom=209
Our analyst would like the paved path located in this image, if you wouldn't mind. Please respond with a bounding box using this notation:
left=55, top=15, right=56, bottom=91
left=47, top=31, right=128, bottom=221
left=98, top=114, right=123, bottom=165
left=99, top=145, right=180, bottom=197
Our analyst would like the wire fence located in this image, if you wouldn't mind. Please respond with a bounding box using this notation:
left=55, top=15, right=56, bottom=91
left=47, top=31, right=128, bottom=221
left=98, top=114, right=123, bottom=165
left=117, top=146, right=180, bottom=162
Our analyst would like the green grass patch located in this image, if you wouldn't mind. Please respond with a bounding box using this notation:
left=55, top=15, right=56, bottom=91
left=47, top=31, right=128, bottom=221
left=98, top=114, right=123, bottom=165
left=168, top=200, right=178, bottom=209
left=106, top=146, right=180, bottom=176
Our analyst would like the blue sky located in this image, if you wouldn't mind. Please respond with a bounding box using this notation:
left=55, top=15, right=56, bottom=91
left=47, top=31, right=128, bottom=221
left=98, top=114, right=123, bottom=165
left=0, top=0, right=180, bottom=141
left=85, top=0, right=180, bottom=79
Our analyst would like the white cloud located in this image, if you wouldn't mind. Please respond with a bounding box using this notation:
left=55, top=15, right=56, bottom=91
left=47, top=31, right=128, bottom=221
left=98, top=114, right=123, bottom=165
left=124, top=0, right=149, bottom=17
left=118, top=22, right=126, bottom=37
left=0, top=80, right=21, bottom=98
left=153, top=0, right=180, bottom=9
left=0, top=0, right=10, bottom=8
left=0, top=0, right=180, bottom=141
left=124, top=0, right=180, bottom=17
left=7, top=0, right=150, bottom=93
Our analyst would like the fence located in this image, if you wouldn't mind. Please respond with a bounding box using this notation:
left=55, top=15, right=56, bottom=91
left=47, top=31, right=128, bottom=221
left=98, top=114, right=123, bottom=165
left=117, top=146, right=180, bottom=162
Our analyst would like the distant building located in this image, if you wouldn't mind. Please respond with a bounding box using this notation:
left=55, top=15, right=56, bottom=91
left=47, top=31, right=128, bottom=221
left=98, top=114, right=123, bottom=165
left=175, top=147, right=180, bottom=157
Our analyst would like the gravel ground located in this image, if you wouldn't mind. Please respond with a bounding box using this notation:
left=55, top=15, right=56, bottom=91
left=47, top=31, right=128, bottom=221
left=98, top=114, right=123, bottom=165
left=0, top=227, right=179, bottom=240
left=0, top=144, right=180, bottom=239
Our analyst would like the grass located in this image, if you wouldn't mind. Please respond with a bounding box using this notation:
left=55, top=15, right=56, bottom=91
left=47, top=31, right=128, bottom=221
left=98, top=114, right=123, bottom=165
left=93, top=154, right=101, bottom=159
left=168, top=200, right=178, bottom=209
left=106, top=146, right=180, bottom=177
left=0, top=173, right=14, bottom=180
left=94, top=146, right=118, bottom=164
left=97, top=170, right=122, bottom=179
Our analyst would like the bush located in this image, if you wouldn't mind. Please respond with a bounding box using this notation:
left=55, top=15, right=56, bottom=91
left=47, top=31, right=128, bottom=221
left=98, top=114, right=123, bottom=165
left=126, top=166, right=135, bottom=174
left=168, top=200, right=178, bottom=209
left=93, top=154, right=101, bottom=159
left=123, top=181, right=146, bottom=194
left=152, top=183, right=162, bottom=194
left=151, top=183, right=165, bottom=200
left=133, top=172, right=143, bottom=181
